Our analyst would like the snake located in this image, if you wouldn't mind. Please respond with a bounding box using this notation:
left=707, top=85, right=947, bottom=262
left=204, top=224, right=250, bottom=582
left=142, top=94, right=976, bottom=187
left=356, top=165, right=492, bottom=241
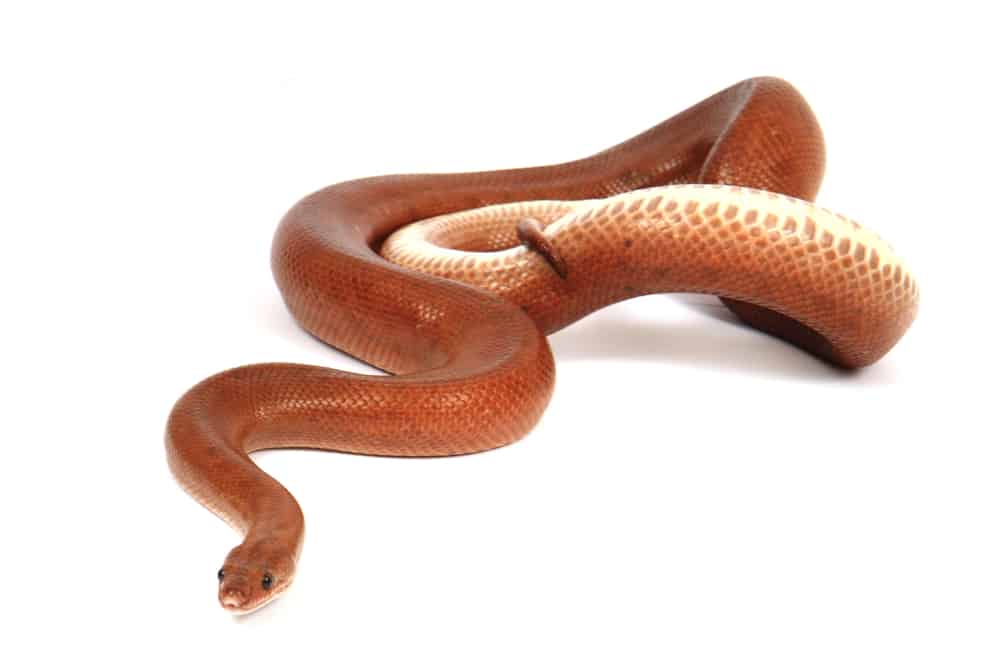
left=165, top=77, right=919, bottom=614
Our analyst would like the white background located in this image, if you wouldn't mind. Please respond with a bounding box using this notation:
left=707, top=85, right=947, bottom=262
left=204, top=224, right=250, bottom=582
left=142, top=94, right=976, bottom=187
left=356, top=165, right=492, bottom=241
left=2, top=1, right=997, bottom=664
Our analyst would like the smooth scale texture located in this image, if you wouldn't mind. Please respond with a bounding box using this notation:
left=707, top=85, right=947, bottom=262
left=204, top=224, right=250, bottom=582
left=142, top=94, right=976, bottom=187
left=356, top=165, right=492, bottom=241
left=382, top=185, right=918, bottom=368
left=165, top=77, right=917, bottom=613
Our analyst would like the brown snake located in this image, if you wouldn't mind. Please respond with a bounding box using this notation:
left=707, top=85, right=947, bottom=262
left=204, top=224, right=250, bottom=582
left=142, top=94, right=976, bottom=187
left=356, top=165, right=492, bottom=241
left=166, top=77, right=919, bottom=613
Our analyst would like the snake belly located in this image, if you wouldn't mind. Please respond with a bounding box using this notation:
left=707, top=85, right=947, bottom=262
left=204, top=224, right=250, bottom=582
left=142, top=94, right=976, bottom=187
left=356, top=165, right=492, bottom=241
left=165, top=77, right=917, bottom=613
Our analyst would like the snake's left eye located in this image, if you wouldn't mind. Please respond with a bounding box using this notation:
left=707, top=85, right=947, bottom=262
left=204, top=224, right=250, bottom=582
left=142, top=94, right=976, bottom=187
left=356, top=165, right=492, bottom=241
left=262, top=574, right=273, bottom=590
left=217, top=568, right=225, bottom=581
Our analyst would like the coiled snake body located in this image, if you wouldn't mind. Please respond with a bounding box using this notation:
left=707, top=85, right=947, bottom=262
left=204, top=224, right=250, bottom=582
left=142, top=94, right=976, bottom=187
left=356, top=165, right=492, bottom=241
left=166, top=78, right=918, bottom=613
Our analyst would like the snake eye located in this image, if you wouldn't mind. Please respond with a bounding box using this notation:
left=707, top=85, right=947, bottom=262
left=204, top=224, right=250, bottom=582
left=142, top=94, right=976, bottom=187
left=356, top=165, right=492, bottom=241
left=262, top=574, right=273, bottom=590
left=217, top=568, right=225, bottom=581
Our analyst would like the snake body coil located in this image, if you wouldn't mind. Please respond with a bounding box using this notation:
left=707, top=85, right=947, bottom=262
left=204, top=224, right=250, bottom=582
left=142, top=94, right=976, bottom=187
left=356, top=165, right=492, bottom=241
left=166, top=78, right=918, bottom=613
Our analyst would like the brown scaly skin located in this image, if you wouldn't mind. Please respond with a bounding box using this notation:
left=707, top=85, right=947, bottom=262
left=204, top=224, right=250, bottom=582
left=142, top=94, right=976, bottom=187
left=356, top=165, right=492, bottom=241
left=383, top=184, right=917, bottom=369
left=167, top=78, right=861, bottom=613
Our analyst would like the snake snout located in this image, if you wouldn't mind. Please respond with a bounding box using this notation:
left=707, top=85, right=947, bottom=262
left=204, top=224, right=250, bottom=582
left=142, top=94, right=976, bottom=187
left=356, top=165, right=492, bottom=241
left=219, top=585, right=248, bottom=611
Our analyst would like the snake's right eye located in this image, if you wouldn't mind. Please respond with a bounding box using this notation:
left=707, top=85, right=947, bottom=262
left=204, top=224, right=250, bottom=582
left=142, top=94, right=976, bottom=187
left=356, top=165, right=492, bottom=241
left=217, top=568, right=225, bottom=581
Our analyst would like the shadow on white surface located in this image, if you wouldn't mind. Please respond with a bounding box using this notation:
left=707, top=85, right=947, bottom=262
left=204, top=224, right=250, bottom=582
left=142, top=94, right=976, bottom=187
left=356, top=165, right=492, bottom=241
left=549, top=294, right=860, bottom=382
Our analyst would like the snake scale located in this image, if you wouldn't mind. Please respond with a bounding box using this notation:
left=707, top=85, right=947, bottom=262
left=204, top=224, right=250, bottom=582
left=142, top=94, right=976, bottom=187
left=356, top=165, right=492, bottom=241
left=166, top=77, right=918, bottom=613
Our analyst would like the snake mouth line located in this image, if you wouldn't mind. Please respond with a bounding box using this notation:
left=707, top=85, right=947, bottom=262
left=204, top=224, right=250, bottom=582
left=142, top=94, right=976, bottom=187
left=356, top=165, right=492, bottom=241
left=221, top=584, right=291, bottom=615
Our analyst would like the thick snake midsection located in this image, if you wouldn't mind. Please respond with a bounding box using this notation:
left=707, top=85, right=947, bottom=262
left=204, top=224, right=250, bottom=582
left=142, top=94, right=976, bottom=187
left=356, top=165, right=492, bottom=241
left=382, top=185, right=917, bottom=368
left=165, top=77, right=915, bottom=613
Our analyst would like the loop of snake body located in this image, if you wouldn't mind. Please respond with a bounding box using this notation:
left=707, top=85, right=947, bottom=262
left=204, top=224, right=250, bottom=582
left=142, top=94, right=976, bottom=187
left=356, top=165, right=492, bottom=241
left=166, top=77, right=918, bottom=613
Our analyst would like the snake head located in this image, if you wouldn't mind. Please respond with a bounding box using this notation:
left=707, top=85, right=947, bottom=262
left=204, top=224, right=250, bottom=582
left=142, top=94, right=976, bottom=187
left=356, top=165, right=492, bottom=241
left=217, top=540, right=296, bottom=614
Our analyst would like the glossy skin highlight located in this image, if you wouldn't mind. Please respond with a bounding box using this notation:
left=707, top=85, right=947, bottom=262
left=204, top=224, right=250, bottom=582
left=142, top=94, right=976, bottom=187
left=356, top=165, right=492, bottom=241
left=166, top=77, right=914, bottom=613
